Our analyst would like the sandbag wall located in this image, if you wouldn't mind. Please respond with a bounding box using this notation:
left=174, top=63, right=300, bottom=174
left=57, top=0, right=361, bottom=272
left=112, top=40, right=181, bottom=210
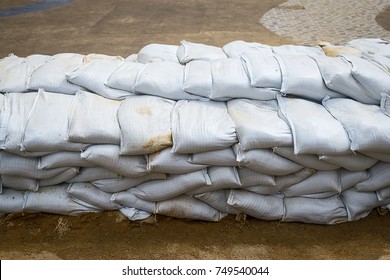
left=1, top=38, right=390, bottom=224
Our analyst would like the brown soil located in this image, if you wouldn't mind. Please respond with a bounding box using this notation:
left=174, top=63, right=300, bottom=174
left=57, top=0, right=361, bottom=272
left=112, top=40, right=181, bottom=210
left=376, top=5, right=390, bottom=31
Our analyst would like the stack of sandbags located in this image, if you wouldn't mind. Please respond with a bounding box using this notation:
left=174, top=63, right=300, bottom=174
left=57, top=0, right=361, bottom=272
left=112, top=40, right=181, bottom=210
left=0, top=38, right=390, bottom=224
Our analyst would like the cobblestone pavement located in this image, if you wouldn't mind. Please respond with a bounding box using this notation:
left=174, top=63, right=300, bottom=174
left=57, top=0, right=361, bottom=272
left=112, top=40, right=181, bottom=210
left=261, top=0, right=390, bottom=45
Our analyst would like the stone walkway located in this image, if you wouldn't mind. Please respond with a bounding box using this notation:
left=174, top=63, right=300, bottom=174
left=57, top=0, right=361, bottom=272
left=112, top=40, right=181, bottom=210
left=261, top=0, right=390, bottom=45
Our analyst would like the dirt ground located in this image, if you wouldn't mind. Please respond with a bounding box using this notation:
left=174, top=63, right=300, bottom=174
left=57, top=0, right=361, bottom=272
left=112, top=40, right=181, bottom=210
left=1, top=0, right=390, bottom=260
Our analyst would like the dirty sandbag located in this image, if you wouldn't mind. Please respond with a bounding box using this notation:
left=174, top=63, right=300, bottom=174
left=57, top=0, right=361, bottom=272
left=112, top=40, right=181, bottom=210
left=346, top=38, right=390, bottom=57
left=278, top=95, right=351, bottom=155
left=283, top=196, right=348, bottom=225
left=91, top=173, right=166, bottom=193
left=81, top=144, right=148, bottom=178
left=222, top=41, right=272, bottom=58
left=119, top=207, right=152, bottom=221
left=0, top=188, right=25, bottom=213
left=21, top=90, right=86, bottom=152
left=67, top=183, right=121, bottom=211
left=210, top=58, right=278, bottom=101
left=39, top=168, right=79, bottom=187
left=272, top=44, right=325, bottom=56
left=67, top=90, right=121, bottom=145
left=28, top=53, right=85, bottom=94
left=137, top=43, right=179, bottom=63
left=1, top=175, right=38, bottom=191
left=131, top=170, right=210, bottom=202
left=156, top=195, right=226, bottom=222
left=38, top=151, right=93, bottom=169
left=23, top=185, right=100, bottom=215
left=353, top=162, right=390, bottom=192
left=176, top=40, right=227, bottom=64
left=234, top=145, right=303, bottom=176
left=118, top=95, right=175, bottom=155
left=339, top=169, right=370, bottom=191
left=105, top=61, right=145, bottom=92
left=281, top=170, right=341, bottom=198
left=237, top=167, right=275, bottom=187
left=0, top=54, right=51, bottom=93
left=240, top=50, right=282, bottom=89
left=147, top=148, right=208, bottom=174
left=319, top=153, right=377, bottom=171
left=227, top=99, right=292, bottom=150
left=323, top=97, right=390, bottom=153
left=377, top=186, right=390, bottom=202
left=111, top=189, right=156, bottom=213
left=188, top=147, right=238, bottom=167
left=273, top=147, right=338, bottom=171
left=277, top=54, right=343, bottom=101
left=313, top=55, right=377, bottom=104
left=66, top=57, right=133, bottom=100
left=66, top=167, right=120, bottom=183
left=227, top=189, right=284, bottom=220
left=171, top=100, right=237, bottom=153
left=183, top=60, right=213, bottom=98
left=194, top=190, right=240, bottom=215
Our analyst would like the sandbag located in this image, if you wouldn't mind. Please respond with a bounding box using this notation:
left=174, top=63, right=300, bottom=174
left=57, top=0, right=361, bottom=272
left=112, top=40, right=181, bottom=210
left=39, top=168, right=79, bottom=187
left=119, top=207, right=152, bottom=221
left=0, top=55, right=25, bottom=93
left=278, top=95, right=351, bottom=155
left=105, top=61, right=144, bottom=92
left=275, top=168, right=316, bottom=190
left=323, top=97, right=390, bottom=153
left=137, top=43, right=179, bottom=63
left=194, top=190, right=240, bottom=215
left=361, top=151, right=390, bottom=163
left=381, top=93, right=390, bottom=117
left=176, top=40, right=227, bottom=63
left=0, top=188, right=25, bottom=213
left=171, top=100, right=237, bottom=153
left=222, top=41, right=272, bottom=58
left=377, top=187, right=390, bottom=202
left=38, top=151, right=93, bottom=169
left=346, top=38, right=390, bottom=57
left=183, top=60, right=212, bottom=98
left=272, top=44, right=325, bottom=56
left=66, top=167, right=121, bottom=183
left=339, top=169, right=371, bottom=191
left=67, top=90, right=121, bottom=145
left=111, top=189, right=156, bottom=213
left=80, top=144, right=148, bottom=178
left=227, top=99, right=292, bottom=150
left=243, top=185, right=279, bottom=195
left=188, top=147, right=238, bottom=166
left=319, top=153, right=377, bottom=171
left=117, top=95, right=175, bottom=155
left=354, top=162, right=390, bottom=192
left=237, top=167, right=275, bottom=187
left=1, top=175, right=38, bottom=191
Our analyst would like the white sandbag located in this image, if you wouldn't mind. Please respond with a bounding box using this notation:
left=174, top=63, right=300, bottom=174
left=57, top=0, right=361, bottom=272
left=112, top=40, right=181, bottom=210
left=20, top=90, right=86, bottom=152
left=342, top=55, right=390, bottom=101
left=277, top=54, right=344, bottom=101
left=210, top=58, right=278, bottom=100
left=171, top=100, right=237, bottom=153
left=105, top=61, right=145, bottom=92
left=119, top=207, right=152, bottom=221
left=137, top=43, right=179, bottom=63
left=0, top=54, right=51, bottom=93
left=194, top=190, right=240, bottom=215
left=28, top=53, right=85, bottom=94
left=363, top=53, right=390, bottom=72
left=133, top=61, right=199, bottom=100
left=131, top=170, right=210, bottom=202
left=111, top=189, right=156, bottom=213
left=341, top=189, right=384, bottom=221
left=361, top=151, right=390, bottom=163
left=243, top=186, right=279, bottom=195
left=0, top=55, right=25, bottom=92
left=227, top=99, right=292, bottom=150
left=313, top=56, right=376, bottom=104
left=339, top=169, right=371, bottom=191
left=283, top=196, right=348, bottom=225
left=38, top=151, right=93, bottom=169
left=275, top=168, right=316, bottom=190
left=66, top=58, right=132, bottom=100
left=67, top=90, right=121, bottom=145
left=278, top=95, right=350, bottom=155
left=176, top=40, right=227, bottom=63
left=377, top=187, right=390, bottom=202
left=183, top=60, right=212, bottom=98
left=80, top=145, right=147, bottom=178
left=156, top=195, right=226, bottom=222
left=0, top=152, right=69, bottom=179
left=0, top=188, right=25, bottom=213
left=39, top=168, right=79, bottom=187
left=147, top=148, right=208, bottom=174
left=23, top=185, right=99, bottom=215
left=66, top=167, right=120, bottom=183
left=118, top=95, right=175, bottom=155
left=188, top=147, right=238, bottom=166
left=353, top=162, right=390, bottom=192
left=222, top=41, right=272, bottom=58
left=273, top=147, right=338, bottom=171
left=346, top=38, right=390, bottom=57
left=281, top=171, right=341, bottom=198
left=0, top=92, right=38, bottom=152
left=381, top=93, right=390, bottom=117
left=67, top=183, right=121, bottom=211
left=1, top=175, right=38, bottom=191
left=272, top=44, right=324, bottom=56
left=235, top=146, right=303, bottom=176
left=227, top=189, right=284, bottom=220
left=237, top=167, right=275, bottom=187
left=323, top=97, right=390, bottom=153
left=319, top=153, right=377, bottom=171
left=240, top=51, right=282, bottom=88
left=91, top=173, right=167, bottom=193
